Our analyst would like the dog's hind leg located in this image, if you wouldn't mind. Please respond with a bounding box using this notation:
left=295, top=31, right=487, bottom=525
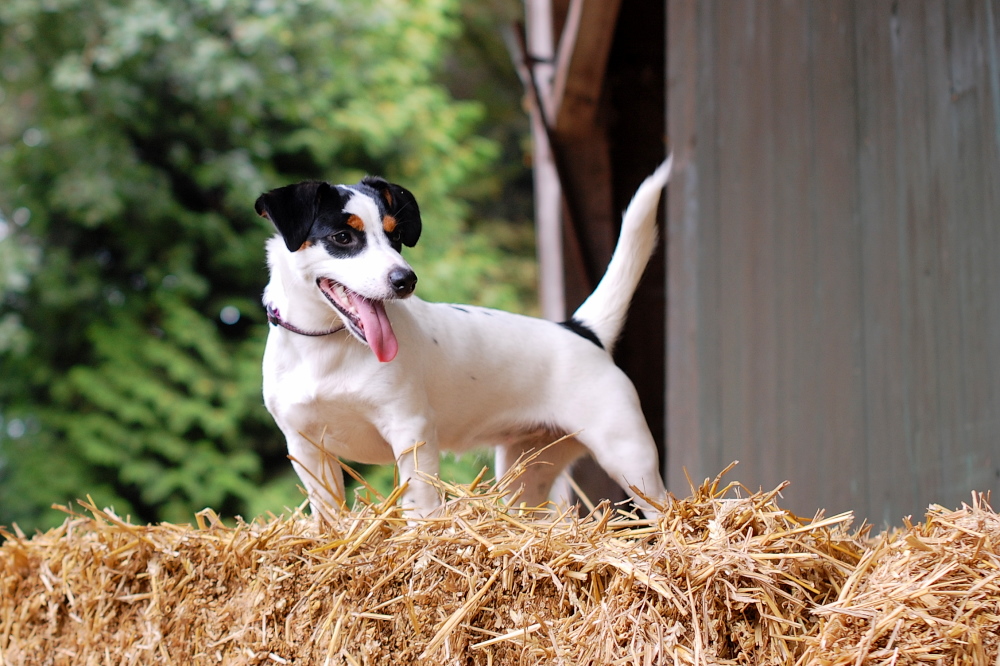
left=495, top=433, right=587, bottom=511
left=584, top=431, right=665, bottom=518
left=572, top=417, right=666, bottom=518
left=562, top=377, right=667, bottom=518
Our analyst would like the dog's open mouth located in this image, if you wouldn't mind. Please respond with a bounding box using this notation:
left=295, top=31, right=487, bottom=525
left=317, top=278, right=398, bottom=363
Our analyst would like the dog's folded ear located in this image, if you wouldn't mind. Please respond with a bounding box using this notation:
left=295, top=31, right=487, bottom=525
left=255, top=181, right=342, bottom=252
left=361, top=176, right=422, bottom=247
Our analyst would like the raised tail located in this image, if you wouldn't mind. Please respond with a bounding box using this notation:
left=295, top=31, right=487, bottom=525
left=570, top=155, right=672, bottom=353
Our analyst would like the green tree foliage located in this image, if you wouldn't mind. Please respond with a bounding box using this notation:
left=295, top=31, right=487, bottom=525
left=0, top=0, right=531, bottom=529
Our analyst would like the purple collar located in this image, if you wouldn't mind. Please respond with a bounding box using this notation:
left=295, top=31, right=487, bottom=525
left=265, top=303, right=345, bottom=337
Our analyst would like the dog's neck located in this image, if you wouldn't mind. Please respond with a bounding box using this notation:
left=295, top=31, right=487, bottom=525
left=263, top=237, right=345, bottom=335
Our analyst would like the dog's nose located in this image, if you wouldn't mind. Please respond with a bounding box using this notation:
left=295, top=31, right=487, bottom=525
left=389, top=267, right=417, bottom=297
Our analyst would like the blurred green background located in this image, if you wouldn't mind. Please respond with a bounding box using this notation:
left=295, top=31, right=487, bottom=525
left=0, top=0, right=535, bottom=530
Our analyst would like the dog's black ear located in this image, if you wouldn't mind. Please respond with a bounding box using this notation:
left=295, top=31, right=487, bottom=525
left=361, top=176, right=422, bottom=247
left=255, top=181, right=341, bottom=252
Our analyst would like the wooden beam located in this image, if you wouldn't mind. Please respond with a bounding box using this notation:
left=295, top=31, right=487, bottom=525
left=551, top=0, right=623, bottom=136
left=524, top=0, right=566, bottom=320
left=547, top=0, right=623, bottom=295
left=514, top=9, right=609, bottom=293
left=665, top=0, right=704, bottom=491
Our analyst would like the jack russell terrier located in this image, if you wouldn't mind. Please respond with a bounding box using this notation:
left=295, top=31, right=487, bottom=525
left=257, top=157, right=672, bottom=519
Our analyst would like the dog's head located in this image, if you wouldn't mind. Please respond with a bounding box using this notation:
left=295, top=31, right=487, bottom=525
left=255, top=177, right=422, bottom=363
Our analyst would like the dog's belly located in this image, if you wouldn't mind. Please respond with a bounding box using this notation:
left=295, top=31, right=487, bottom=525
left=435, top=417, right=563, bottom=454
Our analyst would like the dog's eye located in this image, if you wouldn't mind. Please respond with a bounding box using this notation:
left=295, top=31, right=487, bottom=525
left=331, top=231, right=353, bottom=246
left=389, top=230, right=402, bottom=244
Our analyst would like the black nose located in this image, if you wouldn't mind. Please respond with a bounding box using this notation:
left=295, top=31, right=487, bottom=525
left=389, top=267, right=417, bottom=297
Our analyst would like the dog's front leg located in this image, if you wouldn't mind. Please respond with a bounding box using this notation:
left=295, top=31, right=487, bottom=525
left=385, top=419, right=442, bottom=519
left=286, top=432, right=346, bottom=524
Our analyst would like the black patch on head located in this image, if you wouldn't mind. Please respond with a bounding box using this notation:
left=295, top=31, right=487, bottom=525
left=359, top=176, right=422, bottom=248
left=316, top=204, right=368, bottom=258
left=256, top=181, right=344, bottom=252
left=559, top=318, right=604, bottom=350
left=256, top=182, right=368, bottom=257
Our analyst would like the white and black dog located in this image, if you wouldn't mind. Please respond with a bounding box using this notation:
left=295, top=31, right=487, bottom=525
left=256, top=157, right=672, bottom=519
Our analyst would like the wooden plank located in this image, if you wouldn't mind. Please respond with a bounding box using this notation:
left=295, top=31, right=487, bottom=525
left=746, top=0, right=781, bottom=494
left=922, top=1, right=965, bottom=511
left=942, top=0, right=1000, bottom=502
left=525, top=0, right=566, bottom=321
left=894, top=1, right=947, bottom=512
left=699, top=0, right=730, bottom=485
left=715, top=0, right=782, bottom=491
left=855, top=0, right=915, bottom=526
left=551, top=0, right=623, bottom=136
left=976, top=0, right=1000, bottom=499
left=666, top=0, right=706, bottom=490
left=769, top=0, right=814, bottom=509
left=694, top=1, right=724, bottom=488
left=547, top=0, right=621, bottom=301
left=714, top=1, right=746, bottom=486
left=808, top=0, right=867, bottom=516
left=969, top=0, right=1000, bottom=491
left=557, top=137, right=615, bottom=311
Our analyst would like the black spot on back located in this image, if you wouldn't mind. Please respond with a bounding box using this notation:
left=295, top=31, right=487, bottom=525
left=559, top=318, right=604, bottom=350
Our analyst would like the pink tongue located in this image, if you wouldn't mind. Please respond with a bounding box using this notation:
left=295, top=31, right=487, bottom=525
left=349, top=293, right=398, bottom=363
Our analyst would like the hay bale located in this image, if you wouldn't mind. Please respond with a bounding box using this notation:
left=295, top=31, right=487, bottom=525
left=803, top=493, right=1000, bottom=665
left=1, top=467, right=997, bottom=665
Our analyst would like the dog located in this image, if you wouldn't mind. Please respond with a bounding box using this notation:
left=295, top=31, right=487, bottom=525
left=256, top=156, right=672, bottom=519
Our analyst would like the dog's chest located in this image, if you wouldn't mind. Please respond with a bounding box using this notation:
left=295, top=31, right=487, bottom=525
left=269, top=389, right=398, bottom=465
left=263, top=338, right=399, bottom=464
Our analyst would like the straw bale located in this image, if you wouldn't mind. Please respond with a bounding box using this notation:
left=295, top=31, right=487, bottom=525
left=801, top=492, right=1000, bottom=666
left=1, top=468, right=997, bottom=665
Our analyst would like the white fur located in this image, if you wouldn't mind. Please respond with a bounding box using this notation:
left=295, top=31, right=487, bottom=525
left=262, top=161, right=672, bottom=519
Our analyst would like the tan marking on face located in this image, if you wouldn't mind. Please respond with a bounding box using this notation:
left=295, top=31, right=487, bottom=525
left=383, top=215, right=398, bottom=234
left=298, top=240, right=313, bottom=251
left=346, top=214, right=365, bottom=232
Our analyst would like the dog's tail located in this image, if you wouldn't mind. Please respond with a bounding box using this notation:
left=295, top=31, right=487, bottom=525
left=570, top=155, right=672, bottom=353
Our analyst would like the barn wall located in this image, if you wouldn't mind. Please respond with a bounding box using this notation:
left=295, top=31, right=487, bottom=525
left=667, top=0, right=1000, bottom=524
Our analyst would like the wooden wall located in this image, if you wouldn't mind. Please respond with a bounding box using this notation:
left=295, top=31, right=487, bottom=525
left=666, top=0, right=1000, bottom=525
